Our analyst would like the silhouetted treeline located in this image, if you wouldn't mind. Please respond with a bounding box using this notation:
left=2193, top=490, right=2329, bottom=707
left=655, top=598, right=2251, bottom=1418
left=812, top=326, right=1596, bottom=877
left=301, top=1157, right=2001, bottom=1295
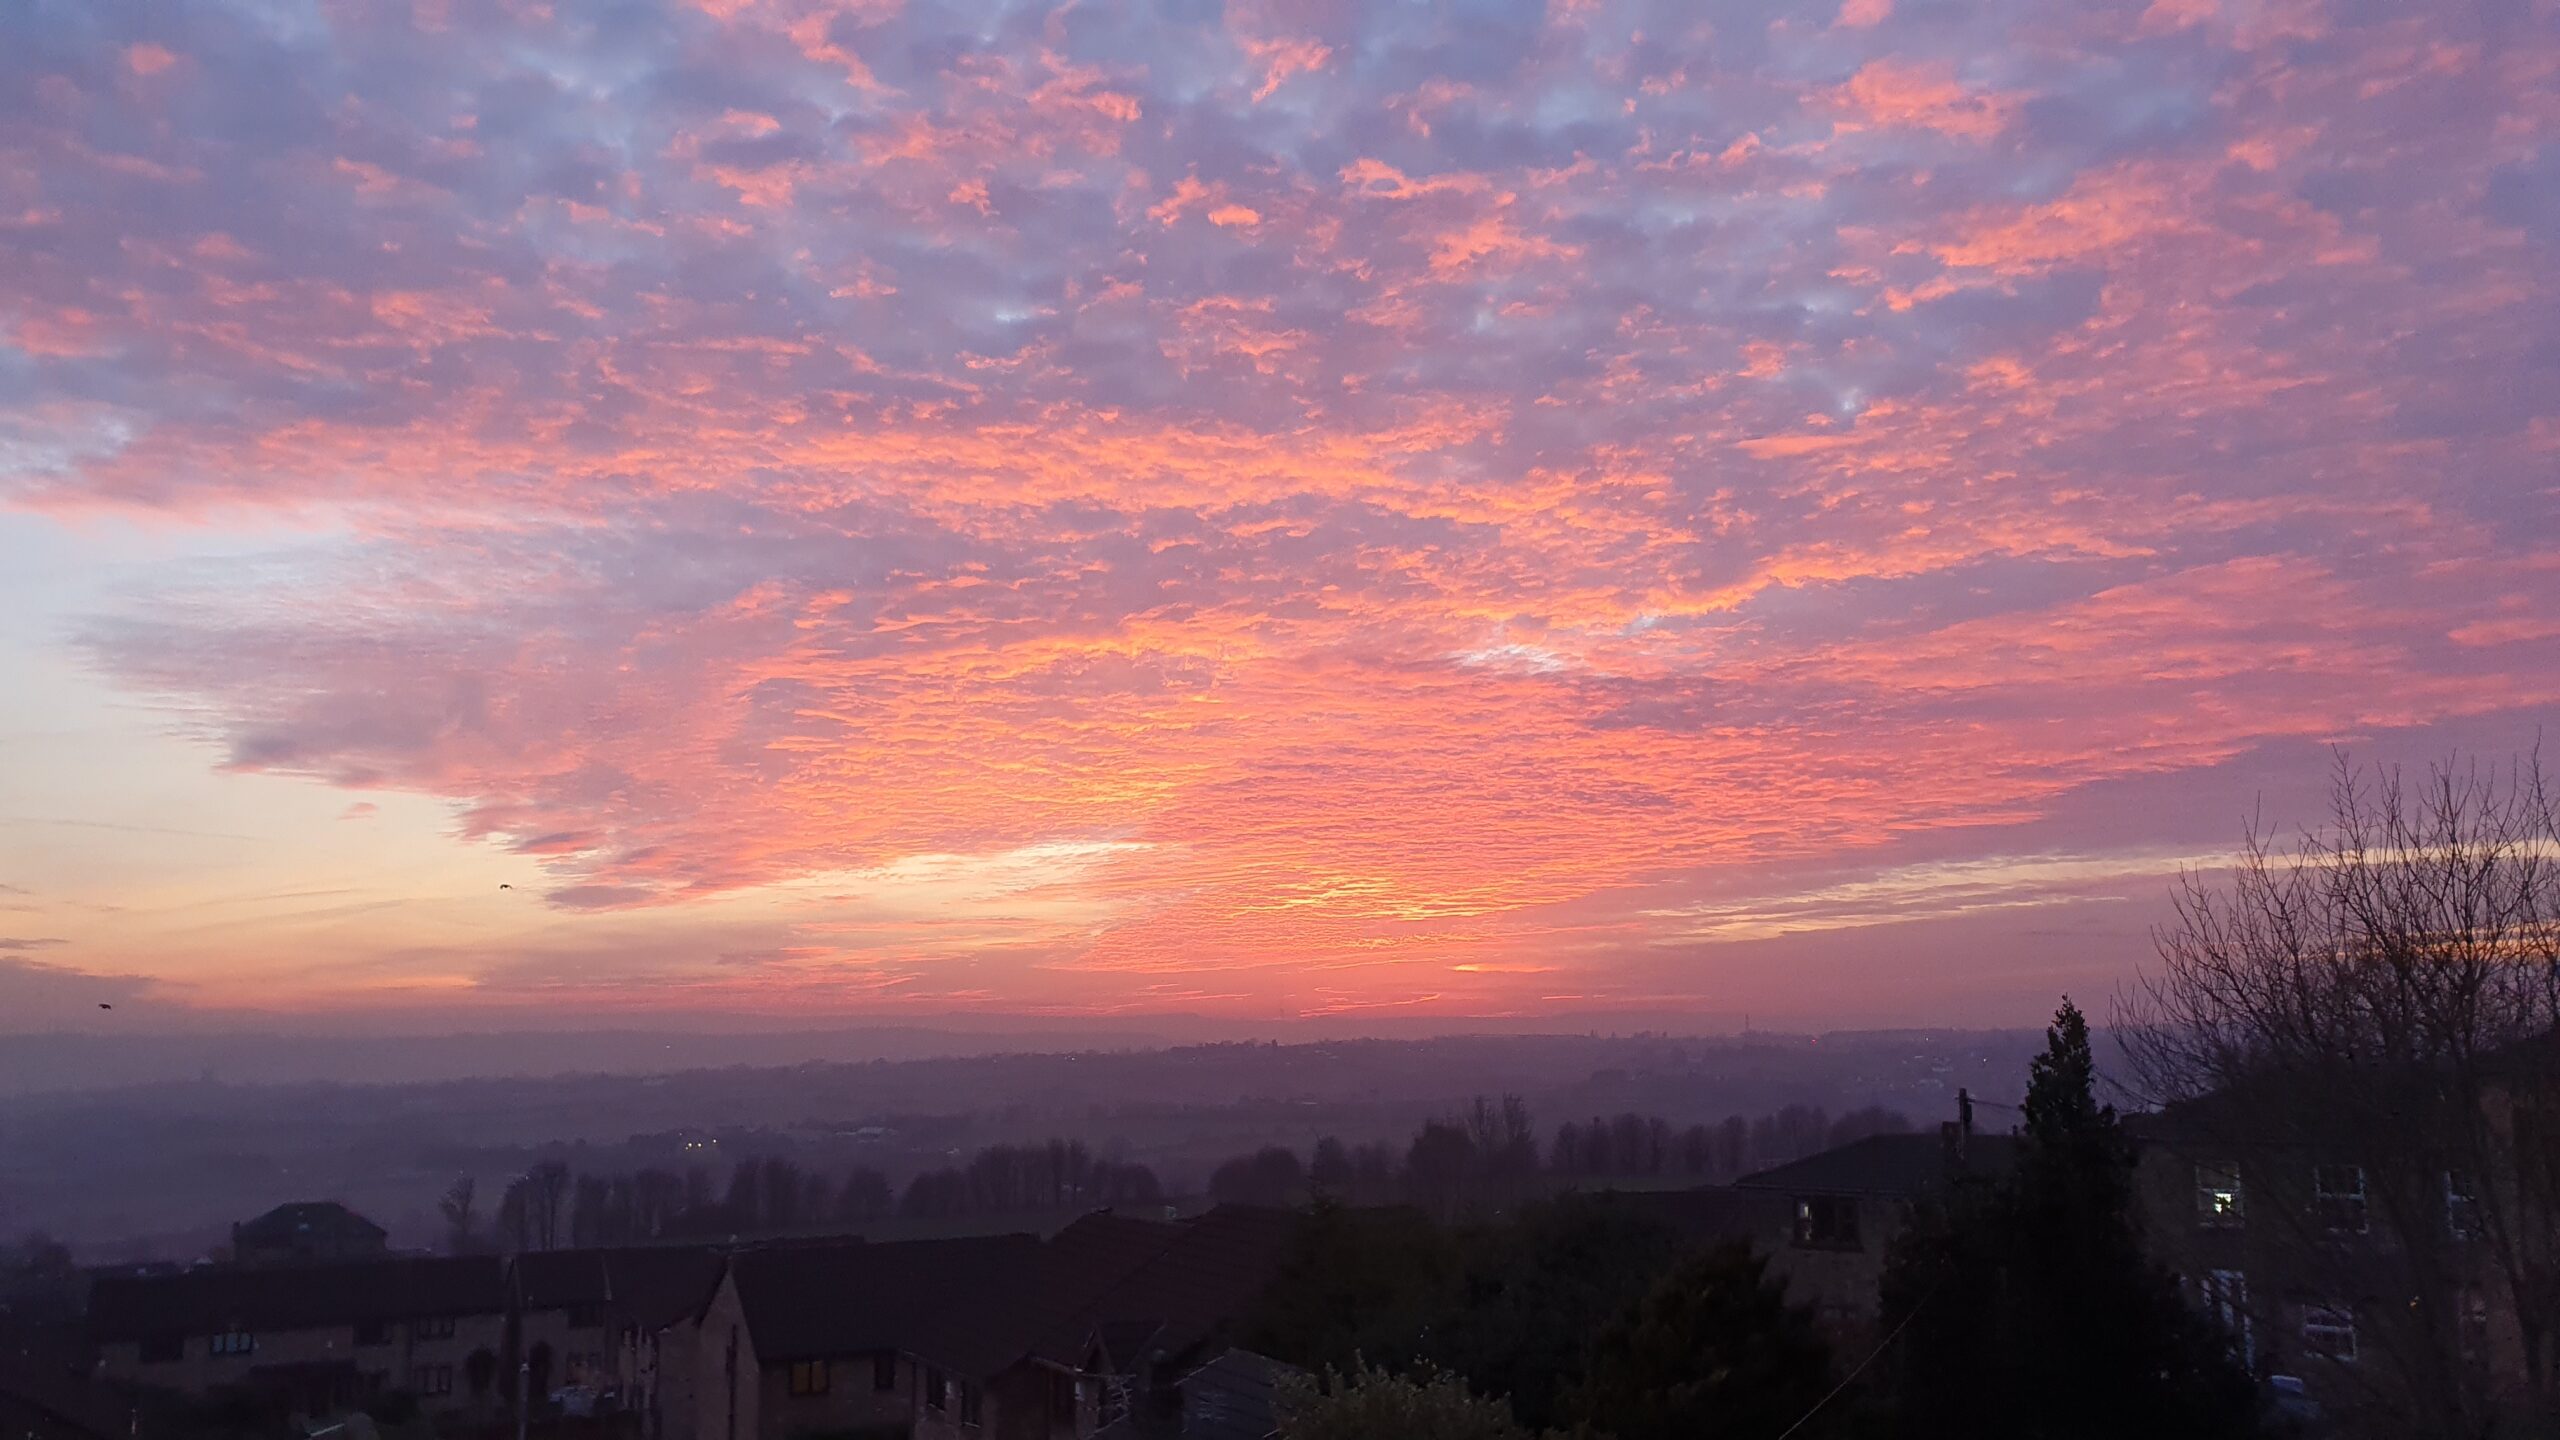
left=895, top=1139, right=1163, bottom=1219
left=1206, top=1097, right=1911, bottom=1219
left=472, top=1138, right=1161, bottom=1251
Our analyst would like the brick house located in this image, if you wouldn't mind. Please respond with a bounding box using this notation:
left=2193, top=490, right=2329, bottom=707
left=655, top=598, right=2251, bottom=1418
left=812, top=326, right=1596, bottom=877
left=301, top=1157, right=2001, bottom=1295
left=2131, top=1075, right=2553, bottom=1433
left=89, top=1254, right=508, bottom=1414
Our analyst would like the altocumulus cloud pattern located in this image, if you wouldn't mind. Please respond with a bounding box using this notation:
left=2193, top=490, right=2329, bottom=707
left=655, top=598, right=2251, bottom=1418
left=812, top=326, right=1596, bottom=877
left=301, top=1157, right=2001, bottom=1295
left=2, top=0, right=2556, bottom=1015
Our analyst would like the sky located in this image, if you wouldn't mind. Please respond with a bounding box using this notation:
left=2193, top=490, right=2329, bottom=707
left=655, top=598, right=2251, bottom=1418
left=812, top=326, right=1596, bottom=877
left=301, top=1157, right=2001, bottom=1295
left=1, top=0, right=2555, bottom=1033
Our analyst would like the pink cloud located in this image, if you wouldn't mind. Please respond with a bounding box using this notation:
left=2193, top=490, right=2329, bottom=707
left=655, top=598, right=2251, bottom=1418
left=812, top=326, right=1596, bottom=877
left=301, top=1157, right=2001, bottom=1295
left=2, top=0, right=2553, bottom=1017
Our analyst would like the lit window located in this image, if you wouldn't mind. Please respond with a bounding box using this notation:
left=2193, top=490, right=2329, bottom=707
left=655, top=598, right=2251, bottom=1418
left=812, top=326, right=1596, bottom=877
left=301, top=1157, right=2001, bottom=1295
left=2301, top=1303, right=2358, bottom=1362
left=2313, top=1165, right=2368, bottom=1234
left=788, top=1360, right=830, bottom=1396
left=210, top=1329, right=256, bottom=1357
left=2445, top=1169, right=2481, bottom=1241
left=2194, top=1163, right=2244, bottom=1228
left=1791, top=1196, right=1860, bottom=1249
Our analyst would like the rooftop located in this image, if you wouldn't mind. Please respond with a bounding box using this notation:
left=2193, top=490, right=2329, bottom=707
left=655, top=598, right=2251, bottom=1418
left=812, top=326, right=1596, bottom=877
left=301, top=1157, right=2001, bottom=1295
left=89, top=1255, right=505, bottom=1341
left=1734, top=1131, right=2019, bottom=1199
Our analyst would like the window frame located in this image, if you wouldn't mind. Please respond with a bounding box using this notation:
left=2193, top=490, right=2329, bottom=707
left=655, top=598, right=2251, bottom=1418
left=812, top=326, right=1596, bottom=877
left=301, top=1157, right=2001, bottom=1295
left=959, top=1380, right=983, bottom=1427
left=787, top=1359, right=831, bottom=1397
left=2457, top=1290, right=2492, bottom=1367
left=2313, top=1164, right=2369, bottom=1235
left=209, top=1328, right=256, bottom=1357
left=2444, top=1168, right=2482, bottom=1241
left=1790, top=1195, right=1861, bottom=1250
left=2193, top=1162, right=2245, bottom=1228
left=2300, top=1302, right=2358, bottom=1363
left=926, top=1365, right=947, bottom=1412
left=873, top=1352, right=898, bottom=1391
left=2200, top=1269, right=2252, bottom=1367
left=414, top=1314, right=457, bottom=1341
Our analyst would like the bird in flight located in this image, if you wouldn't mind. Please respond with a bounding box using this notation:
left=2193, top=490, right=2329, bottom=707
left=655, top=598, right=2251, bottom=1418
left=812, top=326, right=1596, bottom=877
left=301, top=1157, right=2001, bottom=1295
left=98, top=1002, right=112, bottom=1010
left=499, top=883, right=513, bottom=890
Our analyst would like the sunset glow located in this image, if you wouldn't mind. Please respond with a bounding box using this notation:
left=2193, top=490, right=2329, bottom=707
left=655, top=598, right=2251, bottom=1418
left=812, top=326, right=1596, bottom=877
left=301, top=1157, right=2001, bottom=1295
left=2, top=0, right=2554, bottom=1026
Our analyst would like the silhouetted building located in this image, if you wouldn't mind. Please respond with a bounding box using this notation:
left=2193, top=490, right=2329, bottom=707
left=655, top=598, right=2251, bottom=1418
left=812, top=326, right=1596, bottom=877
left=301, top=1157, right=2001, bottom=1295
left=1731, top=1118, right=2018, bottom=1339
left=229, top=1202, right=389, bottom=1266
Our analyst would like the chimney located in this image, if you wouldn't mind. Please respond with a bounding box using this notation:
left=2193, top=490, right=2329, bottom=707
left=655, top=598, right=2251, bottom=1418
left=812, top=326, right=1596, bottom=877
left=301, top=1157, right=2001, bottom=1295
left=1942, top=1088, right=1973, bottom=1166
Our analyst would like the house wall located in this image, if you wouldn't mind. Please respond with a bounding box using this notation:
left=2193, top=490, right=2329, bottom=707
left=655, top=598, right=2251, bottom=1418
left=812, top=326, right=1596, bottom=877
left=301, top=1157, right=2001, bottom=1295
left=691, top=1272, right=758, bottom=1440
left=520, top=1304, right=616, bottom=1393
left=97, top=1313, right=505, bottom=1413
left=2132, top=1134, right=2547, bottom=1434
left=1757, top=1196, right=1899, bottom=1343
left=986, top=1360, right=1082, bottom=1440
left=753, top=1351, right=914, bottom=1438
left=647, top=1322, right=707, bottom=1440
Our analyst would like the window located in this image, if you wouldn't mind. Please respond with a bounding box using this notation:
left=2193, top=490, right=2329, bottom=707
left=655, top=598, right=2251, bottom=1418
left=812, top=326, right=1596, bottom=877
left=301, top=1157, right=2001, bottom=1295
left=2458, top=1291, right=2491, bottom=1367
left=2445, top=1169, right=2482, bottom=1241
left=2200, top=1270, right=2253, bottom=1367
left=960, top=1382, right=983, bottom=1427
left=138, top=1335, right=182, bottom=1364
left=209, top=1329, right=256, bottom=1357
left=567, top=1304, right=603, bottom=1330
left=2301, top=1303, right=2358, bottom=1362
left=2194, top=1162, right=2245, bottom=1227
left=874, top=1353, right=898, bottom=1391
left=787, top=1360, right=830, bottom=1397
left=1050, top=1372, right=1078, bottom=1423
left=926, top=1366, right=947, bottom=1411
left=1791, top=1196, right=1860, bottom=1249
left=414, top=1315, right=457, bottom=1341
left=355, top=1319, right=391, bottom=1347
left=2314, top=1165, right=2368, bottom=1234
left=417, top=1363, right=454, bottom=1397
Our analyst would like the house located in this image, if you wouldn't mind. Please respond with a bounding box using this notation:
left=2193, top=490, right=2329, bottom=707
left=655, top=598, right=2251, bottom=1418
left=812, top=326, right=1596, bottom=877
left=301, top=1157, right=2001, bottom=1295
left=89, top=1254, right=508, bottom=1415
left=1170, top=1349, right=1296, bottom=1440
left=230, top=1203, right=389, bottom=1267
left=513, top=1249, right=616, bottom=1399
left=1036, top=1206, right=1299, bottom=1438
left=2130, top=1067, right=2552, bottom=1433
left=691, top=1233, right=1059, bottom=1440
left=598, top=1246, right=727, bottom=1440
left=1730, top=1117, right=2017, bottom=1339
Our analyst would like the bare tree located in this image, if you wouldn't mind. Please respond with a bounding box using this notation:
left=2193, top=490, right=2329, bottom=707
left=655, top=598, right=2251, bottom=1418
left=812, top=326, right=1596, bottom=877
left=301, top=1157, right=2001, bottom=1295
left=2122, top=750, right=2560, bottom=1437
left=438, top=1176, right=479, bottom=1254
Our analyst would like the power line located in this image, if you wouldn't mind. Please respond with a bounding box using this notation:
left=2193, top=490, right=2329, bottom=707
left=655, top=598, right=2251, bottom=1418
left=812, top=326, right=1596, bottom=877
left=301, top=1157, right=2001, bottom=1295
left=1771, top=1283, right=1934, bottom=1440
